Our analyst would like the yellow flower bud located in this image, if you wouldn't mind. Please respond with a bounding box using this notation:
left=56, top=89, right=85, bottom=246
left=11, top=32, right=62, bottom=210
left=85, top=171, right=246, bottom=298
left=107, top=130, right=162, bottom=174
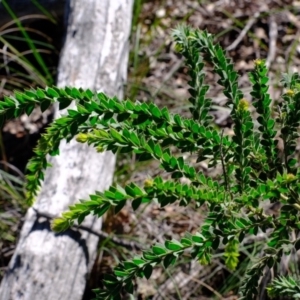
left=174, top=44, right=183, bottom=53
left=224, top=239, right=239, bottom=271
left=286, top=89, right=295, bottom=97
left=96, top=145, right=105, bottom=153
left=237, top=98, right=250, bottom=112
left=198, top=255, right=209, bottom=266
left=285, top=173, right=296, bottom=183
left=254, top=59, right=264, bottom=67
left=144, top=179, right=154, bottom=188
left=76, top=133, right=88, bottom=143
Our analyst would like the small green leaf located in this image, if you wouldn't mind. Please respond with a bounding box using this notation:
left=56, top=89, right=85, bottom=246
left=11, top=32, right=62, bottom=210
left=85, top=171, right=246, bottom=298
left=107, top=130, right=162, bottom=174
left=154, top=144, right=163, bottom=158
left=25, top=104, right=35, bottom=116
left=114, top=270, right=128, bottom=277
left=70, top=122, right=78, bottom=136
left=143, top=251, right=157, bottom=261
left=71, top=87, right=82, bottom=99
left=212, top=237, right=220, bottom=250
left=143, top=264, right=153, bottom=279
left=132, top=257, right=145, bottom=266
left=125, top=100, right=135, bottom=111
left=133, top=184, right=144, bottom=196
left=130, top=131, right=140, bottom=146
left=103, top=274, right=119, bottom=288
left=59, top=98, right=72, bottom=110
left=152, top=245, right=166, bottom=255
left=40, top=100, right=52, bottom=112
left=192, top=234, right=204, bottom=244
left=124, top=280, right=134, bottom=294
left=150, top=105, right=162, bottom=118
left=115, top=200, right=126, bottom=214
left=46, top=87, right=59, bottom=98
left=125, top=185, right=136, bottom=197
left=236, top=219, right=247, bottom=229
left=180, top=237, right=192, bottom=246
left=267, top=119, right=275, bottom=130
left=36, top=88, right=46, bottom=98
left=174, top=114, right=182, bottom=126
left=163, top=254, right=176, bottom=268
left=132, top=198, right=142, bottom=211
left=95, top=203, right=110, bottom=216
left=288, top=158, right=297, bottom=167
left=77, top=213, right=87, bottom=225
left=165, top=240, right=183, bottom=251
left=123, top=261, right=137, bottom=271
left=161, top=107, right=170, bottom=121
left=68, top=109, right=79, bottom=117
left=51, top=217, right=70, bottom=232
left=110, top=128, right=126, bottom=143
left=77, top=104, right=89, bottom=114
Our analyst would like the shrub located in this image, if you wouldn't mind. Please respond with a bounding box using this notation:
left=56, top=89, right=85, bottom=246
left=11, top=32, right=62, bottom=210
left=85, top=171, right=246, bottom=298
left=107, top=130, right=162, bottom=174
left=1, top=25, right=300, bottom=299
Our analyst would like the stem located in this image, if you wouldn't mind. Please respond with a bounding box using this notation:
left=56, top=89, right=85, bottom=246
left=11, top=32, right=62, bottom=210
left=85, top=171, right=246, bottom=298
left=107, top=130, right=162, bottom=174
left=220, top=130, right=229, bottom=192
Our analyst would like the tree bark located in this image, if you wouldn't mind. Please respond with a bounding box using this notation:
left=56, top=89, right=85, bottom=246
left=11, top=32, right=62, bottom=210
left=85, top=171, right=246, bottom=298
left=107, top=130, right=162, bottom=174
left=0, top=0, right=133, bottom=299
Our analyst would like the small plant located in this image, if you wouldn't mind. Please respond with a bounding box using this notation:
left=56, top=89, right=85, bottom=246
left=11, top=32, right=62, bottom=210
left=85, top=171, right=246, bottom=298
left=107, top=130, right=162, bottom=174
left=267, top=276, right=300, bottom=298
left=0, top=165, right=26, bottom=242
left=1, top=25, right=300, bottom=299
left=0, top=164, right=26, bottom=279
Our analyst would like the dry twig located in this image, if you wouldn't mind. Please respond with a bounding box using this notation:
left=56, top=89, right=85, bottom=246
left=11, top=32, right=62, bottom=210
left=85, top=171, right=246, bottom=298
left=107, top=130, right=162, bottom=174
left=226, top=12, right=260, bottom=51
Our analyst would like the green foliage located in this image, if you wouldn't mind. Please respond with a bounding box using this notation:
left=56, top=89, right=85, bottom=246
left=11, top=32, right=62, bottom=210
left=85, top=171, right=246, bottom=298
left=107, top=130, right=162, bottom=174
left=1, top=25, right=300, bottom=299
left=267, top=276, right=300, bottom=299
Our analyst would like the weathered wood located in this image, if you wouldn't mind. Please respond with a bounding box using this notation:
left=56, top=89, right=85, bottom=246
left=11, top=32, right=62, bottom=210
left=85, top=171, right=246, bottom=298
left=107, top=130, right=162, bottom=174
left=0, top=0, right=133, bottom=299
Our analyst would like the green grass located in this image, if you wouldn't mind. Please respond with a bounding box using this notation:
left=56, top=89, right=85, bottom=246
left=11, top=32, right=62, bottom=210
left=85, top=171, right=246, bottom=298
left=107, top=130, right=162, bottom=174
left=0, top=1, right=58, bottom=279
left=2, top=0, right=53, bottom=85
left=0, top=162, right=26, bottom=263
left=0, top=2, right=58, bottom=96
